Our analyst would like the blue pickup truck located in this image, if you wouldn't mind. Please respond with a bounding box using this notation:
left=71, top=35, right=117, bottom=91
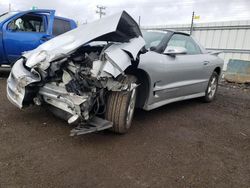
left=0, top=9, right=77, bottom=66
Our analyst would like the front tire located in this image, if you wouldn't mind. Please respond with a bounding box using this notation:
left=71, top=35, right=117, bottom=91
left=105, top=75, right=137, bottom=134
left=203, top=71, right=219, bottom=102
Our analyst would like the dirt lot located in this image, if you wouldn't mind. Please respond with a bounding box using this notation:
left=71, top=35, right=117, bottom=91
left=0, top=72, right=250, bottom=188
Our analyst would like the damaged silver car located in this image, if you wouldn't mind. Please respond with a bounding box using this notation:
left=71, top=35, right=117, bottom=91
left=7, top=11, right=224, bottom=136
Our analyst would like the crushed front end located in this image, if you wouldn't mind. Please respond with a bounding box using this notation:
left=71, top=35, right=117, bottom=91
left=7, top=11, right=145, bottom=135
left=8, top=40, right=142, bottom=123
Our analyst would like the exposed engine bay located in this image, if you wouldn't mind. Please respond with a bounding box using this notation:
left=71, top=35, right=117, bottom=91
left=7, top=37, right=144, bottom=134
left=33, top=43, right=138, bottom=124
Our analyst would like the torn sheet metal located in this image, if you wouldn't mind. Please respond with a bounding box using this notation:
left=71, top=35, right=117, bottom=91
left=24, top=11, right=142, bottom=68
left=101, top=36, right=145, bottom=78
left=7, top=59, right=41, bottom=108
left=119, top=36, right=145, bottom=60
left=39, top=83, right=87, bottom=116
left=103, top=45, right=131, bottom=77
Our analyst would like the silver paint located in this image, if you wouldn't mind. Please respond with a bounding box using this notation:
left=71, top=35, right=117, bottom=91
left=7, top=11, right=224, bottom=127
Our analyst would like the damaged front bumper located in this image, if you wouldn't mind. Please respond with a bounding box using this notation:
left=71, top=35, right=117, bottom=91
left=7, top=59, right=91, bottom=124
left=7, top=59, right=41, bottom=108
left=6, top=11, right=145, bottom=135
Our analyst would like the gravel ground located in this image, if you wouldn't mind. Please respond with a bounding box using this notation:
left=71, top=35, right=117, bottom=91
left=0, top=72, right=250, bottom=188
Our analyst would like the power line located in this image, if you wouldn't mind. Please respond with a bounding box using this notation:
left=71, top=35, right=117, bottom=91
left=96, top=5, right=106, bottom=19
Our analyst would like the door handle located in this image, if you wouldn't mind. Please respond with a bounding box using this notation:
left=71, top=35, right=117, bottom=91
left=203, top=61, right=210, bottom=65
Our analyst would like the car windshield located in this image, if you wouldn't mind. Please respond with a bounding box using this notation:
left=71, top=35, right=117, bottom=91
left=142, top=30, right=167, bottom=49
left=0, top=12, right=18, bottom=23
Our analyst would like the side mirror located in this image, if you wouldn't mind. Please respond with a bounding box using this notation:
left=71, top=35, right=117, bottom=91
left=163, top=46, right=187, bottom=56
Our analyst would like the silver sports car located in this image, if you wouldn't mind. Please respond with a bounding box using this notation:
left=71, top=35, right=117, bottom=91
left=7, top=11, right=224, bottom=136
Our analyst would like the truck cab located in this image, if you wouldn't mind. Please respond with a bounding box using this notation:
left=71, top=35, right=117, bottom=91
left=0, top=9, right=77, bottom=65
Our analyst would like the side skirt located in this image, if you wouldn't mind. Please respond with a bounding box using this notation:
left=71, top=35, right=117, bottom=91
left=143, top=92, right=205, bottom=111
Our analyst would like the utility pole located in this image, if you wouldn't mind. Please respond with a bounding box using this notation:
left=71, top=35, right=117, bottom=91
left=9, top=3, right=11, bottom=11
left=190, top=11, right=194, bottom=35
left=96, top=5, right=106, bottom=19
left=138, top=16, right=141, bottom=28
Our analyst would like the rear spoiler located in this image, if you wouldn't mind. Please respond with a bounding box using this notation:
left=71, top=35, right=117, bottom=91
left=207, top=50, right=222, bottom=56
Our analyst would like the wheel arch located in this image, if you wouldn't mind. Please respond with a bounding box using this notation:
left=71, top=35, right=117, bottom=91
left=125, top=66, right=151, bottom=108
left=214, top=67, right=221, bottom=76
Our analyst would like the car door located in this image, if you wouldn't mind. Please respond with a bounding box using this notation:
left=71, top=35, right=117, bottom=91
left=2, top=10, right=55, bottom=63
left=158, top=34, right=209, bottom=99
left=140, top=33, right=209, bottom=107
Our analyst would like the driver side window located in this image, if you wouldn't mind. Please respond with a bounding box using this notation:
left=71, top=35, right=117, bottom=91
left=8, top=14, right=45, bottom=33
left=167, top=34, right=201, bottom=55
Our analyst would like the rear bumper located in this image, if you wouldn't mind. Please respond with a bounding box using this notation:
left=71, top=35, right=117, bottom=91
left=6, top=59, right=41, bottom=108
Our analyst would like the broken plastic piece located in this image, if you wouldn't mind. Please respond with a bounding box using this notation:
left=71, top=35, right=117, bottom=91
left=70, top=116, right=113, bottom=136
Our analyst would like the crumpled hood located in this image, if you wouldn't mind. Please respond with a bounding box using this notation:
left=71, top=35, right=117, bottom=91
left=23, top=11, right=142, bottom=62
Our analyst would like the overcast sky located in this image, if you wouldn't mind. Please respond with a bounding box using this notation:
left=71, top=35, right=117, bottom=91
left=0, top=0, right=250, bottom=26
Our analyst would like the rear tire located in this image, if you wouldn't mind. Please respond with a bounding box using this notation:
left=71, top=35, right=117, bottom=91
left=105, top=75, right=137, bottom=134
left=203, top=71, right=219, bottom=102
